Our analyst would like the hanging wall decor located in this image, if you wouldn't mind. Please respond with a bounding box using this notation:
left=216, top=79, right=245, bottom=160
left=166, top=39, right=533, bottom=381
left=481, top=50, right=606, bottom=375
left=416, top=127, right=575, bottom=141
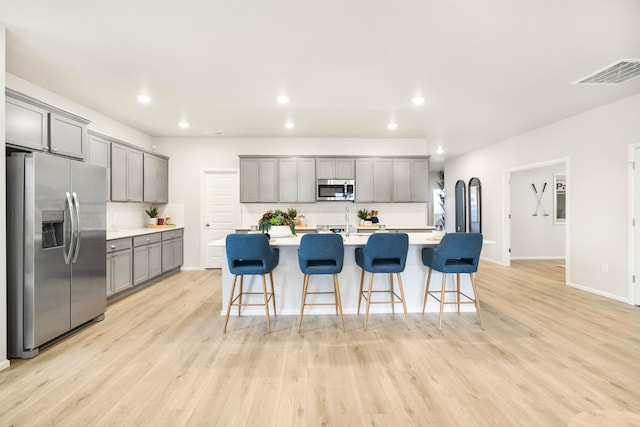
left=455, top=180, right=466, bottom=232
left=468, top=177, right=482, bottom=233
left=554, top=174, right=566, bottom=224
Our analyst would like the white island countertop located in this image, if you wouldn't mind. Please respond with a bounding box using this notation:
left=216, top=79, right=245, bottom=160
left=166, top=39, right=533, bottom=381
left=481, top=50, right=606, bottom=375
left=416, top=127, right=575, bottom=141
left=210, top=232, right=441, bottom=247
left=107, top=225, right=184, bottom=240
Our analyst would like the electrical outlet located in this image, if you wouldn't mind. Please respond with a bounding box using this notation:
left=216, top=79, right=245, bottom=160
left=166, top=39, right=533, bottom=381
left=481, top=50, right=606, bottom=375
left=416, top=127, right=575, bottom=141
left=602, top=263, right=609, bottom=273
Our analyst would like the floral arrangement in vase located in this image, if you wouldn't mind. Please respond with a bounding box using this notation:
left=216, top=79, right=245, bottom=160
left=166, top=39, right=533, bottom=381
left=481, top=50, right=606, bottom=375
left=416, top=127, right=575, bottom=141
left=145, top=206, right=159, bottom=225
left=258, top=209, right=296, bottom=236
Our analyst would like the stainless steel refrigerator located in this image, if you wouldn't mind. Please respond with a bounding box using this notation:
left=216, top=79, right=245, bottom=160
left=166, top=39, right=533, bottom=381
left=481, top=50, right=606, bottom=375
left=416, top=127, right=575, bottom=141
left=7, top=151, right=106, bottom=358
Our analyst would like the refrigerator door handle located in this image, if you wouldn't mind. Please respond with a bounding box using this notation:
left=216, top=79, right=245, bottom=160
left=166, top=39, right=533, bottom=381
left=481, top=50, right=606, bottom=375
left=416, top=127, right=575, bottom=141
left=71, top=192, right=82, bottom=263
left=64, top=192, right=76, bottom=264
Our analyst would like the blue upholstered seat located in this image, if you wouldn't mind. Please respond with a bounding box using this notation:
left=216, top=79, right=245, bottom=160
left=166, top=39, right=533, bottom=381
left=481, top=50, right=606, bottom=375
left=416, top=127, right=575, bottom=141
left=354, top=233, right=410, bottom=330
left=224, top=233, right=280, bottom=333
left=421, top=232, right=484, bottom=330
left=297, top=233, right=345, bottom=332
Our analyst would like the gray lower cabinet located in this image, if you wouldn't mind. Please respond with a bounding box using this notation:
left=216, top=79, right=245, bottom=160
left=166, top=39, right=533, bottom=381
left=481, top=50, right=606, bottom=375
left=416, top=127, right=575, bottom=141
left=133, top=234, right=163, bottom=285
left=279, top=158, right=316, bottom=203
left=162, top=229, right=184, bottom=272
left=106, top=238, right=133, bottom=297
left=143, top=153, right=169, bottom=204
left=111, top=143, right=143, bottom=202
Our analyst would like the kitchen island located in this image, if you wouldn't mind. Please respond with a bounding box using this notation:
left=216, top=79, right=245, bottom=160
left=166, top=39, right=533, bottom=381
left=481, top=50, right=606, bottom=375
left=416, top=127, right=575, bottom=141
left=211, top=232, right=480, bottom=316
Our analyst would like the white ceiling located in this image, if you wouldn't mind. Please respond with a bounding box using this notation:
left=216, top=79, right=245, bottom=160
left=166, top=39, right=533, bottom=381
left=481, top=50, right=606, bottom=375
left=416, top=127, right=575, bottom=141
left=2, top=0, right=640, bottom=163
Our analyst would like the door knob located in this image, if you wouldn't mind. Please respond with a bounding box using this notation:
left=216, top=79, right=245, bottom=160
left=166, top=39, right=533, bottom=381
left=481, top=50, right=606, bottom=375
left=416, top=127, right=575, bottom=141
left=205, top=223, right=210, bottom=227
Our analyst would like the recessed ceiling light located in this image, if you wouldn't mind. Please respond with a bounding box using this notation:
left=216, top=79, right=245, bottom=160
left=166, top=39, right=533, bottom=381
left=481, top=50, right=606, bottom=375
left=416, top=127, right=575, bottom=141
left=178, top=121, right=189, bottom=129
left=411, top=96, right=425, bottom=105
left=387, top=122, right=398, bottom=130
left=436, top=145, right=444, bottom=154
left=284, top=121, right=295, bottom=129
left=277, top=95, right=290, bottom=104
left=137, top=94, right=152, bottom=103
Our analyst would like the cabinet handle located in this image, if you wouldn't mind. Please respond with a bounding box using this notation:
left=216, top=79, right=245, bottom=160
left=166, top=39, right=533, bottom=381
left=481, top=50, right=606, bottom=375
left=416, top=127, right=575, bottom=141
left=110, top=245, right=116, bottom=249
left=146, top=238, right=150, bottom=242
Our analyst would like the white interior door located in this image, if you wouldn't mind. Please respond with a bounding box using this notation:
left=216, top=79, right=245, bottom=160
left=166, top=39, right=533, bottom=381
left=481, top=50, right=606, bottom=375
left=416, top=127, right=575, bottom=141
left=634, top=147, right=640, bottom=304
left=202, top=170, right=239, bottom=268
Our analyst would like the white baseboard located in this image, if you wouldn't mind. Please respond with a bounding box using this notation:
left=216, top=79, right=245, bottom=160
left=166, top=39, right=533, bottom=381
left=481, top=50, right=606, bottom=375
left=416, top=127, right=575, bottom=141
left=510, top=256, right=566, bottom=260
left=480, top=256, right=506, bottom=266
left=0, top=359, right=10, bottom=372
left=180, top=266, right=205, bottom=271
left=567, top=281, right=632, bottom=304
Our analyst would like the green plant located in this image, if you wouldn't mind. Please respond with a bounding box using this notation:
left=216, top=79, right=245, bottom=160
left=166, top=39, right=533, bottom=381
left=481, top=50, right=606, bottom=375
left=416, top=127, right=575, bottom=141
left=357, top=209, right=369, bottom=220
left=145, top=206, right=159, bottom=218
left=437, top=170, right=445, bottom=227
left=258, top=209, right=296, bottom=235
left=287, top=208, right=297, bottom=220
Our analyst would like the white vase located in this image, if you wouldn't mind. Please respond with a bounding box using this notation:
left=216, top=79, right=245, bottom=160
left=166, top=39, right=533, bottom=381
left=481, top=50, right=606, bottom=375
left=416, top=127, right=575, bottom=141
left=269, top=225, right=292, bottom=238
left=147, top=217, right=157, bottom=225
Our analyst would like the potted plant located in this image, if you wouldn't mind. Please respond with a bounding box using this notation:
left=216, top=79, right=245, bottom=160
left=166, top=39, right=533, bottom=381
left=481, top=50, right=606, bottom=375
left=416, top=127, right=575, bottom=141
left=357, top=208, right=369, bottom=225
left=258, top=209, right=296, bottom=237
left=145, top=206, right=159, bottom=225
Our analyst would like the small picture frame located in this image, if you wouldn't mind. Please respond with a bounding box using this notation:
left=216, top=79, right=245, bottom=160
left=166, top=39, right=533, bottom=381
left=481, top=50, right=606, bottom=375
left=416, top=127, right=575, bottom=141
left=554, top=173, right=566, bottom=224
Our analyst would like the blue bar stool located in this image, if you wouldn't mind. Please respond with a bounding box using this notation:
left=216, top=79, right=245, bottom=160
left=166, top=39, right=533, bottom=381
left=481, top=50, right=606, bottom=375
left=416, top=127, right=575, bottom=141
left=297, top=233, right=345, bottom=332
left=224, top=233, right=279, bottom=333
left=421, top=232, right=484, bottom=330
left=355, top=233, right=409, bottom=330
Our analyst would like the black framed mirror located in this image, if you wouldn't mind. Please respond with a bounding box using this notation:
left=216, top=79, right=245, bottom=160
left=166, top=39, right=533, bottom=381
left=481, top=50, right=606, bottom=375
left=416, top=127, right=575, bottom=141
left=468, top=177, right=482, bottom=233
left=455, top=180, right=466, bottom=232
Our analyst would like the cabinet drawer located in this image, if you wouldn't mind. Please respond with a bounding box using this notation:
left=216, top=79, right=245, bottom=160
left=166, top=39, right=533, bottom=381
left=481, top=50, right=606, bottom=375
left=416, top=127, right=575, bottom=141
left=107, top=237, right=133, bottom=253
left=162, top=229, right=183, bottom=241
left=133, top=233, right=162, bottom=247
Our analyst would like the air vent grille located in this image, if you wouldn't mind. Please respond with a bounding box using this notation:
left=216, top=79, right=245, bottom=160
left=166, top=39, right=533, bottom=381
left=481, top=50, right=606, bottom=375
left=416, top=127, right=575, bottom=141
left=574, top=59, right=640, bottom=85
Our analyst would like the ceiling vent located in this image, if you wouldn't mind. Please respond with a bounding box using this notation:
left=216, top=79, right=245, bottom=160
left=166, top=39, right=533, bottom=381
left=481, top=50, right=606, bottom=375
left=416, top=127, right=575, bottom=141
left=574, top=59, right=640, bottom=85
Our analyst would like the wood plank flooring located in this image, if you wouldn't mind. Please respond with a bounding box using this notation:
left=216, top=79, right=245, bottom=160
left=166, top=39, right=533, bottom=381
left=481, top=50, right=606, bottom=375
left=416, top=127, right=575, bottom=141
left=2, top=260, right=640, bottom=426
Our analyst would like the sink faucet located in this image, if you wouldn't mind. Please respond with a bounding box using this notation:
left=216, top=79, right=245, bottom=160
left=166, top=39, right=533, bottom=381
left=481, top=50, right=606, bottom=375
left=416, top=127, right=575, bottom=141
left=345, top=206, right=350, bottom=237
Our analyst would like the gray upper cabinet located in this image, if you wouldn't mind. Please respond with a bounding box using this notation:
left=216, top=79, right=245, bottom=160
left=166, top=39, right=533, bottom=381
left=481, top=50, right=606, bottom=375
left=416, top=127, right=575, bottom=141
left=88, top=134, right=111, bottom=201
left=240, top=158, right=279, bottom=203
left=279, top=158, right=316, bottom=203
left=316, top=158, right=355, bottom=179
left=143, top=153, right=169, bottom=204
left=5, top=89, right=90, bottom=160
left=356, top=158, right=393, bottom=202
left=5, top=96, right=49, bottom=151
left=393, top=158, right=429, bottom=202
left=111, top=143, right=143, bottom=202
left=49, top=113, right=88, bottom=160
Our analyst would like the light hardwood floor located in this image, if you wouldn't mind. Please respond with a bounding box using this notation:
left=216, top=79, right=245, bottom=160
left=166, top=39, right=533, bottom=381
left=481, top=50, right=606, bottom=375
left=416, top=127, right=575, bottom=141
left=2, top=260, right=640, bottom=426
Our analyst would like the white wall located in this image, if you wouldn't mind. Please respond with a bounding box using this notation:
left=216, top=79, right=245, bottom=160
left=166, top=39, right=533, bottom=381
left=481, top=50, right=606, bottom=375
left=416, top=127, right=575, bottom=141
left=510, top=164, right=566, bottom=259
left=446, top=93, right=640, bottom=302
left=1, top=25, right=9, bottom=371
left=152, top=137, right=429, bottom=268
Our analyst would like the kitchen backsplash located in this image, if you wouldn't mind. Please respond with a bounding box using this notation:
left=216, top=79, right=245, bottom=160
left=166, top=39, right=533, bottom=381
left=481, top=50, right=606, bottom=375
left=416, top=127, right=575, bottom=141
left=107, top=202, right=184, bottom=231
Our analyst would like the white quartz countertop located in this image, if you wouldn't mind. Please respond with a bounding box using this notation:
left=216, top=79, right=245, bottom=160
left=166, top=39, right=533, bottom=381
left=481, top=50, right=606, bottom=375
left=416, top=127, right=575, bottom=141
left=107, top=225, right=184, bottom=240
left=210, top=232, right=442, bottom=247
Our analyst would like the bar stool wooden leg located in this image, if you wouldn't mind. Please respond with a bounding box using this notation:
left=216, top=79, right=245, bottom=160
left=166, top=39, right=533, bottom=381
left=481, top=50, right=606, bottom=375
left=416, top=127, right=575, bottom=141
left=456, top=273, right=461, bottom=315
left=334, top=274, right=345, bottom=331
left=238, top=275, right=244, bottom=316
left=224, top=275, right=239, bottom=333
left=470, top=273, right=484, bottom=329
left=262, top=274, right=271, bottom=333
left=364, top=273, right=375, bottom=330
left=334, top=278, right=339, bottom=316
left=422, top=268, right=432, bottom=314
left=396, top=273, right=409, bottom=329
left=389, top=273, right=395, bottom=315
left=269, top=272, right=277, bottom=316
left=438, top=273, right=447, bottom=331
left=357, top=269, right=365, bottom=314
left=297, top=274, right=310, bottom=333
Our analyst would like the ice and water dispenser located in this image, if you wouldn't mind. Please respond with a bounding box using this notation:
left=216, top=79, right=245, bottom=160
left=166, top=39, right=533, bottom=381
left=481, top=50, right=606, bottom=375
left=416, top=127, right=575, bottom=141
left=42, top=210, right=64, bottom=249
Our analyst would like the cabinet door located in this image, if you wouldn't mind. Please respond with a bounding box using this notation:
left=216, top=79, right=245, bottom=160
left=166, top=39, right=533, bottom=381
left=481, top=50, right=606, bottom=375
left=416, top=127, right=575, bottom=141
left=373, top=159, right=393, bottom=202
left=89, top=136, right=111, bottom=201
left=133, top=246, right=149, bottom=285
left=5, top=96, right=49, bottom=151
left=172, top=238, right=184, bottom=269
left=111, top=249, right=133, bottom=294
left=411, top=159, right=429, bottom=202
left=162, top=240, right=174, bottom=272
left=127, top=149, right=143, bottom=202
left=106, top=254, right=112, bottom=296
left=110, top=144, right=128, bottom=201
left=335, top=159, right=355, bottom=179
left=355, top=159, right=374, bottom=202
left=49, top=113, right=87, bottom=160
left=316, top=159, right=336, bottom=179
left=148, top=242, right=163, bottom=278
left=393, top=159, right=412, bottom=202
left=258, top=159, right=278, bottom=203
left=279, top=159, right=298, bottom=203
left=143, top=153, right=158, bottom=203
left=297, top=159, right=316, bottom=202
left=240, top=158, right=259, bottom=202
left=156, top=157, right=169, bottom=204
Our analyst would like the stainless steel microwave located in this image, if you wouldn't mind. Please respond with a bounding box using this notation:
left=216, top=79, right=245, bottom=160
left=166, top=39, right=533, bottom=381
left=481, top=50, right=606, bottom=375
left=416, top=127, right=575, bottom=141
left=316, top=179, right=355, bottom=201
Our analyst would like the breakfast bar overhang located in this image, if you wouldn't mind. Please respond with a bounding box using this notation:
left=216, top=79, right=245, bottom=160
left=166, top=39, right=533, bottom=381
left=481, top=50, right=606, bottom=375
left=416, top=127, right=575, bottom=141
left=211, top=233, right=483, bottom=317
